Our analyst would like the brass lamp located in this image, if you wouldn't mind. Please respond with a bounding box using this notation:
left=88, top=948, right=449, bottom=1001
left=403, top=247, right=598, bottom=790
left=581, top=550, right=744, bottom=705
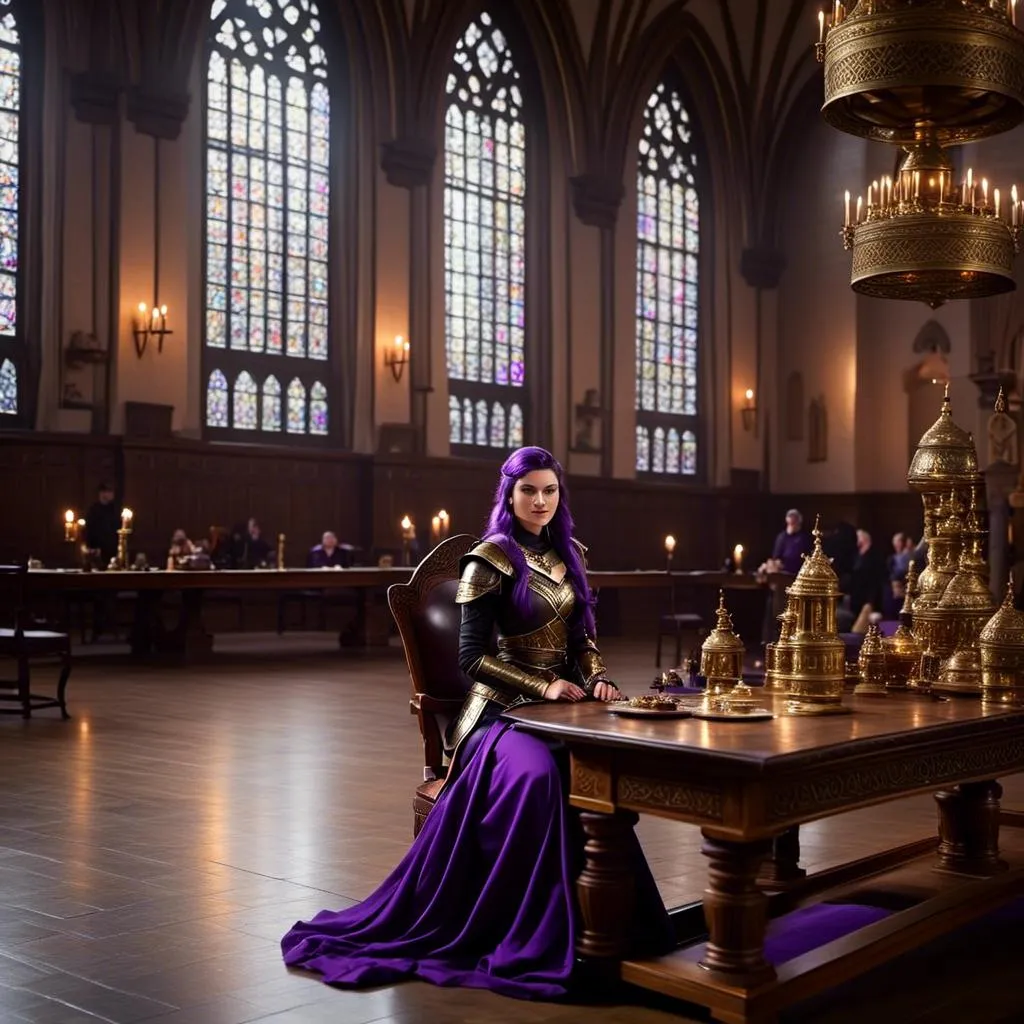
left=883, top=562, right=925, bottom=691
left=854, top=622, right=888, bottom=696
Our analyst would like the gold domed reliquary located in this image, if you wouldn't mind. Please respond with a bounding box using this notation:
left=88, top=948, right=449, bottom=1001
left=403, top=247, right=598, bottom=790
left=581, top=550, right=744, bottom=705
left=883, top=562, right=924, bottom=691
left=781, top=517, right=849, bottom=715
left=980, top=579, right=1024, bottom=706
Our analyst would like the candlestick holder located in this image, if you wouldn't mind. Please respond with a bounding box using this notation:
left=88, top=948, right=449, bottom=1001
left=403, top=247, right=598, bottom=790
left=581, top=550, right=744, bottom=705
left=116, top=527, right=131, bottom=570
left=277, top=533, right=285, bottom=570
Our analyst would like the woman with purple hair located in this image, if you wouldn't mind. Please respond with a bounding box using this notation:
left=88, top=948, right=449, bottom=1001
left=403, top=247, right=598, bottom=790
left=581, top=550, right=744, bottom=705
left=282, top=447, right=673, bottom=1001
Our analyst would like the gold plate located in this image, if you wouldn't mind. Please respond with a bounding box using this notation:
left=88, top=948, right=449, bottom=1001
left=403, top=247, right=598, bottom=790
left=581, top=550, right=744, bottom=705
left=608, top=703, right=692, bottom=719
left=691, top=708, right=774, bottom=722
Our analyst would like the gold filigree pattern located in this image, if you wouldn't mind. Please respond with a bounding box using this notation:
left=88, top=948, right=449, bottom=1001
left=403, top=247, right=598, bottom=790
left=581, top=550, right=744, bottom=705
left=769, top=735, right=1024, bottom=821
left=618, top=775, right=724, bottom=820
left=498, top=620, right=569, bottom=671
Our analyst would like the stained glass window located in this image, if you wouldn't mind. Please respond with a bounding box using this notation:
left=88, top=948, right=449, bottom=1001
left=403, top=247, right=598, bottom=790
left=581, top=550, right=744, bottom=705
left=204, top=0, right=332, bottom=441
left=0, top=1, right=21, bottom=419
left=309, top=380, right=327, bottom=435
left=261, top=374, right=281, bottom=431
left=287, top=377, right=306, bottom=433
left=636, top=80, right=700, bottom=476
left=207, top=369, right=229, bottom=427
left=444, top=12, right=528, bottom=452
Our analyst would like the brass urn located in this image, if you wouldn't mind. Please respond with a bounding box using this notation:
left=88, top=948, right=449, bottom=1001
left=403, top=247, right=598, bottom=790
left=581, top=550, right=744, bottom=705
left=979, top=580, right=1024, bottom=707
left=932, top=492, right=995, bottom=697
left=700, top=591, right=745, bottom=704
left=854, top=622, right=887, bottom=696
left=782, top=517, right=849, bottom=716
left=763, top=604, right=796, bottom=693
left=883, top=562, right=924, bottom=692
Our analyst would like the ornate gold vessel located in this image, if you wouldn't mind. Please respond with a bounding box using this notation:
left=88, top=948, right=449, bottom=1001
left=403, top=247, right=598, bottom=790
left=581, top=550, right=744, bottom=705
left=819, top=1, right=1024, bottom=145
left=883, top=562, right=924, bottom=691
left=907, top=387, right=979, bottom=493
left=979, top=580, right=1024, bottom=706
left=854, top=622, right=887, bottom=696
left=931, top=492, right=995, bottom=697
left=700, top=591, right=745, bottom=703
left=781, top=517, right=849, bottom=715
left=762, top=604, right=796, bottom=693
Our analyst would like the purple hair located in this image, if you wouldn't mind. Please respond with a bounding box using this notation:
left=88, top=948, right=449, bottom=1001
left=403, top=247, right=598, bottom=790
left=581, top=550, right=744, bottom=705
left=482, top=446, right=597, bottom=637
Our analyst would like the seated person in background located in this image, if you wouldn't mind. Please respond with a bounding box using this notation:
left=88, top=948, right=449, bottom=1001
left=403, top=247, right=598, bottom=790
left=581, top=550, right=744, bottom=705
left=308, top=531, right=347, bottom=568
left=169, top=528, right=195, bottom=560
left=231, top=517, right=273, bottom=568
left=888, top=531, right=915, bottom=597
left=84, top=481, right=119, bottom=567
left=761, top=508, right=813, bottom=576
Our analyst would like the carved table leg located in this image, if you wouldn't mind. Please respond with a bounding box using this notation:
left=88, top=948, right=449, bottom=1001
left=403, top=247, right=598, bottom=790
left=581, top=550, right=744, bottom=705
left=576, top=810, right=639, bottom=960
left=699, top=832, right=776, bottom=984
left=757, top=825, right=807, bottom=888
left=935, top=781, right=1007, bottom=876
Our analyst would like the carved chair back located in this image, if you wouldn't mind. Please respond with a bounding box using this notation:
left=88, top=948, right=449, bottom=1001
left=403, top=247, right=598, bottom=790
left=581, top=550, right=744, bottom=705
left=388, top=534, right=476, bottom=781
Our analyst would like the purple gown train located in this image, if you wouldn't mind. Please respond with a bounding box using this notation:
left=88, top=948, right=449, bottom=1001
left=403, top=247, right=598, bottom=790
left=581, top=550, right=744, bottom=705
left=281, top=721, right=674, bottom=1000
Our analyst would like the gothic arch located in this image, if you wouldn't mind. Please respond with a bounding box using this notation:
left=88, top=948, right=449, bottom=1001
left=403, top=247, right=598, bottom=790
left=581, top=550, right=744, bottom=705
left=410, top=0, right=586, bottom=170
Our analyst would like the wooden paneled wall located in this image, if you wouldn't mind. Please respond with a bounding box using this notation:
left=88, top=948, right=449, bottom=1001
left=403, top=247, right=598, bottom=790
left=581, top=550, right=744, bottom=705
left=1, top=432, right=923, bottom=571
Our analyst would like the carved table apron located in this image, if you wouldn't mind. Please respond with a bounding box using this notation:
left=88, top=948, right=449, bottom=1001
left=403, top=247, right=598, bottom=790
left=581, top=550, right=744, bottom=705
left=504, top=695, right=1024, bottom=1024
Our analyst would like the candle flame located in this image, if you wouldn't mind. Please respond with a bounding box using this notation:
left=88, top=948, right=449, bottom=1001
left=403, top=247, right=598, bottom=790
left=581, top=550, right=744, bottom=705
left=664, top=534, right=676, bottom=554
left=400, top=515, right=412, bottom=530
left=64, top=509, right=75, bottom=523
left=438, top=509, right=449, bottom=522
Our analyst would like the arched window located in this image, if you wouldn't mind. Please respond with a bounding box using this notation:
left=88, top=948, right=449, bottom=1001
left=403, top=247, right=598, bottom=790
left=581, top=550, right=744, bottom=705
left=203, top=0, right=333, bottom=442
left=635, top=80, right=701, bottom=476
left=444, top=12, right=527, bottom=454
left=0, top=1, right=23, bottom=420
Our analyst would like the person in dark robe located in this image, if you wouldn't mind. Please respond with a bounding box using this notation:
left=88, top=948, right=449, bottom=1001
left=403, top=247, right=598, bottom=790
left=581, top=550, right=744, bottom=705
left=770, top=509, right=814, bottom=574
left=307, top=531, right=348, bottom=568
left=230, top=518, right=272, bottom=568
left=850, top=529, right=889, bottom=618
left=281, top=446, right=673, bottom=999
left=84, top=482, right=119, bottom=567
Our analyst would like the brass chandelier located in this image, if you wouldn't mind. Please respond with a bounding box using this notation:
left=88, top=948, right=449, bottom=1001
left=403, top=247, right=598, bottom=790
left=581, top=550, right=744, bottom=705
left=816, top=1, right=1024, bottom=307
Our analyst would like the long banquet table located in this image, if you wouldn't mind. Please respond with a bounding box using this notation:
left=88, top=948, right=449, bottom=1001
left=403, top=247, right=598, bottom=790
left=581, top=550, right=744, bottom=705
left=504, top=695, right=1024, bottom=1024
left=25, top=566, right=782, bottom=660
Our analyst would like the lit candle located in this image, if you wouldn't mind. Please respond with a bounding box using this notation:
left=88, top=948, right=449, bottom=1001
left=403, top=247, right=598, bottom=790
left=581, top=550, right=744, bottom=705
left=137, top=302, right=147, bottom=318
left=438, top=509, right=450, bottom=538
left=733, top=544, right=744, bottom=573
left=995, top=187, right=1001, bottom=220
left=400, top=515, right=415, bottom=541
left=120, top=507, right=133, bottom=530
left=63, top=509, right=76, bottom=542
left=1013, top=0, right=1018, bottom=27
left=938, top=174, right=944, bottom=206
left=1013, top=185, right=1019, bottom=224
left=431, top=515, right=441, bottom=544
left=664, top=535, right=676, bottom=555
left=818, top=8, right=824, bottom=42
left=844, top=189, right=850, bottom=226
left=856, top=195, right=862, bottom=222
left=982, top=178, right=989, bottom=208
left=913, top=170, right=920, bottom=198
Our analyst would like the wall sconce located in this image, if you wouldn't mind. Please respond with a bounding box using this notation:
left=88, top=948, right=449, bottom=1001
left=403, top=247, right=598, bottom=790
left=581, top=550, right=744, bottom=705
left=133, top=302, right=172, bottom=359
left=741, top=388, right=757, bottom=432
left=384, top=335, right=410, bottom=382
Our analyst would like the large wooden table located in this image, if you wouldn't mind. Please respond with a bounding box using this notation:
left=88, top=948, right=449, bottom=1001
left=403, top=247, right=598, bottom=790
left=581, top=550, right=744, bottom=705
left=24, top=566, right=777, bottom=659
left=505, top=695, right=1024, bottom=1023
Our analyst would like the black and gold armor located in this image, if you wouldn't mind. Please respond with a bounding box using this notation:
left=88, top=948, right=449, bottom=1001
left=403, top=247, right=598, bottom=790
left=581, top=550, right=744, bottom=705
left=446, top=522, right=610, bottom=756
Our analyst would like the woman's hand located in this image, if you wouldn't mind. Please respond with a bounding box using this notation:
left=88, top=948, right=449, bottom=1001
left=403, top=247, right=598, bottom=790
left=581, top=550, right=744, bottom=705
left=592, top=681, right=622, bottom=702
left=544, top=679, right=586, bottom=701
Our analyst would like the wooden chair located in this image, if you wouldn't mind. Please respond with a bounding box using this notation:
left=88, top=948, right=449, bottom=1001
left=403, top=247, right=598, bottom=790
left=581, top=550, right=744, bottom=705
left=388, top=534, right=476, bottom=836
left=656, top=574, right=705, bottom=667
left=0, top=564, right=71, bottom=719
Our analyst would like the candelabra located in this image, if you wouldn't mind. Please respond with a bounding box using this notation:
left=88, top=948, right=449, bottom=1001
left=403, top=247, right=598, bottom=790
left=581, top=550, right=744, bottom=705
left=816, top=0, right=1024, bottom=306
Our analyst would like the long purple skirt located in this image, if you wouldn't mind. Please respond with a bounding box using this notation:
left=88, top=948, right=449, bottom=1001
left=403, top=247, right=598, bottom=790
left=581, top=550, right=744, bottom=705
left=281, top=720, right=673, bottom=1000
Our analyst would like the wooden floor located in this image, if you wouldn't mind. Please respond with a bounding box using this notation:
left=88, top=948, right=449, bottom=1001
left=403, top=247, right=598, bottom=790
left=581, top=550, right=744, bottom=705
left=2, top=635, right=1024, bottom=1024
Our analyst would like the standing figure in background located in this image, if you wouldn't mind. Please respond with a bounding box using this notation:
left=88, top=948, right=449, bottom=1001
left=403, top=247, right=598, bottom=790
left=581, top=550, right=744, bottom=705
left=231, top=517, right=272, bottom=568
left=84, top=482, right=119, bottom=568
left=768, top=508, right=813, bottom=575
left=851, top=529, right=888, bottom=620
left=281, top=446, right=673, bottom=1000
